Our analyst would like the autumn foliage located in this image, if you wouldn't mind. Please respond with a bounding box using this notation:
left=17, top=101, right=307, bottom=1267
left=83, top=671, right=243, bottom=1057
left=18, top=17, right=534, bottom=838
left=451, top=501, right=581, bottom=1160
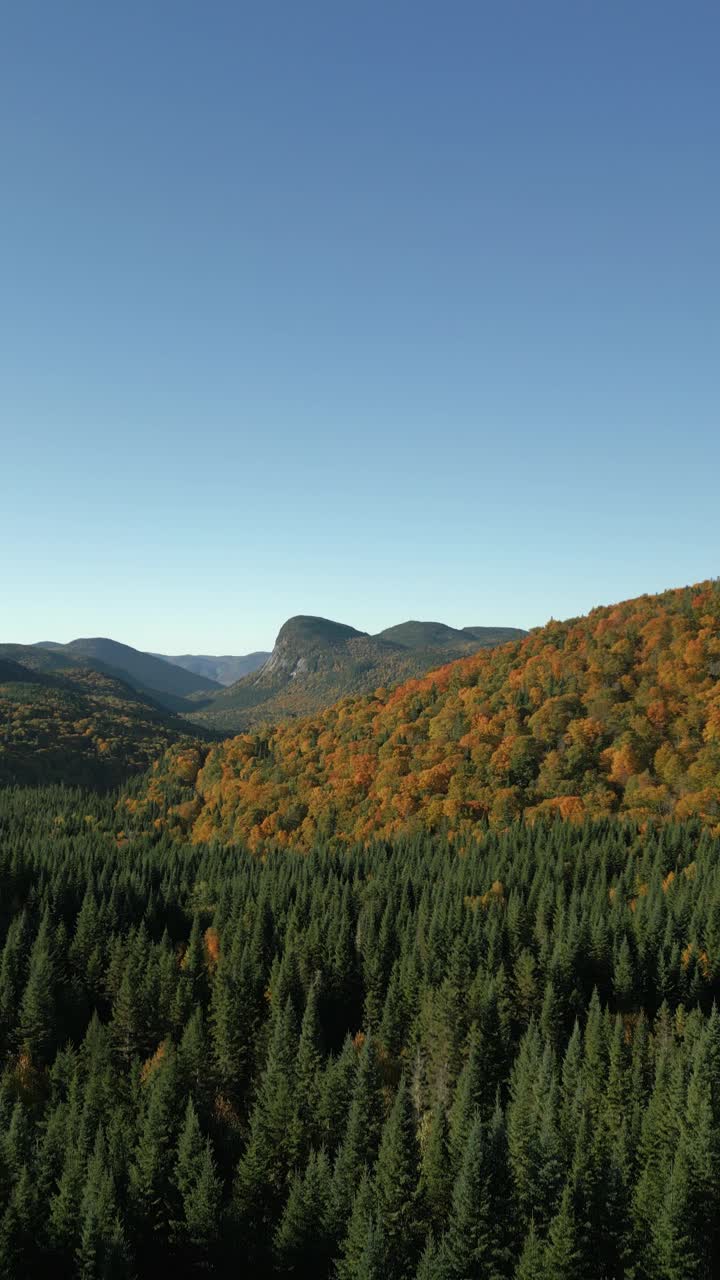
left=128, top=580, right=720, bottom=848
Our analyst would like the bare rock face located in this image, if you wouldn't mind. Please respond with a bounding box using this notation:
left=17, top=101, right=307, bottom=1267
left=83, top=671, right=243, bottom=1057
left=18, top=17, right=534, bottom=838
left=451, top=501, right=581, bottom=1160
left=259, top=616, right=368, bottom=680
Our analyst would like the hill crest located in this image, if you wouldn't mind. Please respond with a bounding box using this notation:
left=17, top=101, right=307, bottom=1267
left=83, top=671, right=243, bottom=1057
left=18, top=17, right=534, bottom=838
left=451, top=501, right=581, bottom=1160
left=132, top=579, right=720, bottom=849
left=189, top=612, right=525, bottom=730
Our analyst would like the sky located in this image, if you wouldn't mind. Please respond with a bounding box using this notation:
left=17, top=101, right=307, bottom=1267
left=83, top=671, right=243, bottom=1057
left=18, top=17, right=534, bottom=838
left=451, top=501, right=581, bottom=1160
left=2, top=1, right=719, bottom=654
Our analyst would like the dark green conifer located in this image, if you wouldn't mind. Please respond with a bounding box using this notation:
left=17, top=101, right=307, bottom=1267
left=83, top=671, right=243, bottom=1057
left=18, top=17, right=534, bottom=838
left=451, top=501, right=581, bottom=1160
left=515, top=1221, right=545, bottom=1280
left=331, top=1032, right=385, bottom=1227
left=544, top=1184, right=581, bottom=1280
left=418, top=1103, right=452, bottom=1233
left=274, top=1148, right=333, bottom=1275
left=373, top=1077, right=422, bottom=1279
left=336, top=1169, right=375, bottom=1280
left=17, top=910, right=57, bottom=1062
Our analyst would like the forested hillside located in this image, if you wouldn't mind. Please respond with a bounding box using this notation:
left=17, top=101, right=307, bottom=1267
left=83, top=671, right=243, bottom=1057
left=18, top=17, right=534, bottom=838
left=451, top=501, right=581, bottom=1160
left=188, top=616, right=526, bottom=732
left=134, top=580, right=720, bottom=850
left=30, top=640, right=221, bottom=708
left=0, top=665, right=210, bottom=789
left=2, top=579, right=719, bottom=1278
left=0, top=787, right=719, bottom=1277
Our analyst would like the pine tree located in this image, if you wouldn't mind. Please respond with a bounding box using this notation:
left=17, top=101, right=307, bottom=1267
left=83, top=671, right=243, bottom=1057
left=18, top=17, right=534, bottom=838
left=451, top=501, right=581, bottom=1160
left=17, top=911, right=57, bottom=1062
left=232, top=997, right=297, bottom=1250
left=437, top=1111, right=491, bottom=1280
left=0, top=1165, right=41, bottom=1280
left=652, top=1143, right=698, bottom=1280
left=129, top=1044, right=181, bottom=1254
left=515, top=1221, right=545, bottom=1280
left=418, top=1103, right=452, bottom=1234
left=110, top=969, right=143, bottom=1067
left=49, top=1141, right=86, bottom=1255
left=613, top=936, right=636, bottom=1012
left=177, top=1007, right=213, bottom=1115
left=373, top=1077, right=422, bottom=1279
left=209, top=943, right=257, bottom=1099
left=183, top=1139, right=222, bottom=1256
left=274, top=1148, right=333, bottom=1276
left=544, top=1185, right=581, bottom=1280
left=331, top=1032, right=385, bottom=1229
left=76, top=1129, right=129, bottom=1280
left=354, top=1217, right=388, bottom=1280
left=336, top=1169, right=375, bottom=1280
left=318, top=1034, right=357, bottom=1154
left=447, top=1031, right=484, bottom=1172
left=289, top=974, right=323, bottom=1164
left=174, top=1097, right=205, bottom=1210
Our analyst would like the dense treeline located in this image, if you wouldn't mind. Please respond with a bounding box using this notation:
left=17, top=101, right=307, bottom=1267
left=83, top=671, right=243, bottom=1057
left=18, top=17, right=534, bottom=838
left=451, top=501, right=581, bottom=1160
left=130, top=579, right=720, bottom=849
left=0, top=666, right=210, bottom=789
left=2, top=785, right=720, bottom=1277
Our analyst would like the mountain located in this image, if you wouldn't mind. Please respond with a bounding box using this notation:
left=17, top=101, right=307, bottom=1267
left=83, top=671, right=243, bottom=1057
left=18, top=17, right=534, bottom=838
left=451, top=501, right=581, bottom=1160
left=131, top=579, right=720, bottom=849
left=153, top=651, right=270, bottom=685
left=29, top=638, right=221, bottom=710
left=0, top=661, right=210, bottom=789
left=1, top=643, right=88, bottom=677
left=188, top=614, right=526, bottom=732
left=377, top=621, right=524, bottom=649
left=462, top=624, right=530, bottom=644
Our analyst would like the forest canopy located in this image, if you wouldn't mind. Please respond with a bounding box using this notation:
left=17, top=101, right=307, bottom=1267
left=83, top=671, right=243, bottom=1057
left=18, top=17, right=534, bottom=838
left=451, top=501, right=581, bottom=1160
left=0, top=787, right=719, bottom=1277
left=129, top=580, right=720, bottom=849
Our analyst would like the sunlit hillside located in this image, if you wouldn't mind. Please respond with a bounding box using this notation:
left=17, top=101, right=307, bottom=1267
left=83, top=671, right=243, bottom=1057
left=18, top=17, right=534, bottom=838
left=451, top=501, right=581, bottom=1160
left=128, top=580, right=720, bottom=849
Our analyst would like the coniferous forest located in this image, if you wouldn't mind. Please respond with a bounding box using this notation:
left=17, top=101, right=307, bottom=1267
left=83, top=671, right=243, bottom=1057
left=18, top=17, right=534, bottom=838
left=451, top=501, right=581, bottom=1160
left=2, top=782, right=720, bottom=1278
left=5, top=0, right=719, bottom=1271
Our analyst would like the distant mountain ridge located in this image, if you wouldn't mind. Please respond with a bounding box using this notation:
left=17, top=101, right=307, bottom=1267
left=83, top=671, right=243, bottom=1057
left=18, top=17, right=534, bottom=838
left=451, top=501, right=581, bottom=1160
left=2, top=615, right=526, bottom=734
left=188, top=614, right=526, bottom=731
left=152, top=651, right=270, bottom=686
left=36, top=638, right=220, bottom=700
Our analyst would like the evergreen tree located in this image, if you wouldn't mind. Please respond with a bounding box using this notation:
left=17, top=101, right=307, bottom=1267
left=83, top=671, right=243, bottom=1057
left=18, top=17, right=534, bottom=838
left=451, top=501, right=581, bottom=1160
left=373, top=1077, right=422, bottom=1279
left=182, top=1139, right=222, bottom=1258
left=232, top=997, right=297, bottom=1252
left=76, top=1129, right=129, bottom=1280
left=331, top=1033, right=385, bottom=1228
left=437, top=1111, right=491, bottom=1280
left=354, top=1217, right=388, bottom=1280
left=544, top=1185, right=581, bottom=1280
left=128, top=1044, right=181, bottom=1255
left=0, top=1165, right=41, bottom=1280
left=652, top=1140, right=699, bottom=1280
left=274, top=1148, right=333, bottom=1276
left=515, top=1221, right=545, bottom=1280
left=289, top=974, right=323, bottom=1164
left=418, top=1103, right=452, bottom=1234
left=336, top=1170, right=375, bottom=1280
left=17, top=911, right=57, bottom=1062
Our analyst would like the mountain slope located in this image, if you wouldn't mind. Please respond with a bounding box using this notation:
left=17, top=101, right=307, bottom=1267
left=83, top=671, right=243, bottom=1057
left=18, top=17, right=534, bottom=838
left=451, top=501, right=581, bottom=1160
left=131, top=580, right=720, bottom=848
left=0, top=663, right=210, bottom=789
left=32, top=640, right=219, bottom=711
left=153, top=651, right=270, bottom=685
left=376, top=621, right=524, bottom=649
left=189, top=614, right=525, bottom=731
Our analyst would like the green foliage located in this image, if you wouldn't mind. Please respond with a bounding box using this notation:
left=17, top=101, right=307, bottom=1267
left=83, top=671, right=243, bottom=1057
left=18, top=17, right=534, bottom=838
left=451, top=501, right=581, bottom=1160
left=1, top=785, right=720, bottom=1275
left=0, top=663, right=212, bottom=789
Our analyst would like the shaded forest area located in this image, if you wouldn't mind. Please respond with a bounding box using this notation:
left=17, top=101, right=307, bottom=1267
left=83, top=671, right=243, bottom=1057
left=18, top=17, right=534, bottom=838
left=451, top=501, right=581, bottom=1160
left=0, top=785, right=719, bottom=1278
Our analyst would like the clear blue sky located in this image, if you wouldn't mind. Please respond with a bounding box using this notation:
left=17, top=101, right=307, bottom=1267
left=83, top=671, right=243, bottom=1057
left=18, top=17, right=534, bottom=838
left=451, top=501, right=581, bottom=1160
left=3, top=1, right=718, bottom=654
